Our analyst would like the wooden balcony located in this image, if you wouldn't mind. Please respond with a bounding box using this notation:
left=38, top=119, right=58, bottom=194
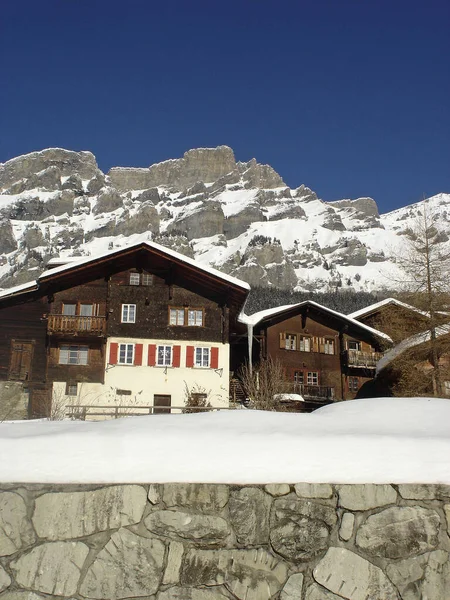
left=346, top=350, right=383, bottom=369
left=293, top=384, right=335, bottom=401
left=47, top=314, right=107, bottom=336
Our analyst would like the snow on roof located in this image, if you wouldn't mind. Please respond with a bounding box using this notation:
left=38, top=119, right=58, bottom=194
left=38, top=240, right=250, bottom=291
left=349, top=297, right=429, bottom=320
left=240, top=300, right=392, bottom=342
left=0, top=280, right=38, bottom=300
left=377, top=323, right=450, bottom=372
left=0, top=397, right=449, bottom=483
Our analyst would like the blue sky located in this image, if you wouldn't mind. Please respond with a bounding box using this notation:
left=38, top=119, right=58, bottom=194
left=1, top=0, right=449, bottom=213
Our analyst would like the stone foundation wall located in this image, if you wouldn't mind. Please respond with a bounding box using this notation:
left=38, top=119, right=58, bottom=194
left=0, top=483, right=449, bottom=599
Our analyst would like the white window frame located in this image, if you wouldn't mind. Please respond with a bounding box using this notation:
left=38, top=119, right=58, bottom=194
left=118, top=343, right=134, bottom=365
left=194, top=347, right=210, bottom=368
left=59, top=345, right=89, bottom=365
left=294, top=371, right=304, bottom=385
left=129, top=273, right=140, bottom=286
left=188, top=309, right=203, bottom=327
left=348, top=340, right=361, bottom=351
left=66, top=383, right=78, bottom=396
left=157, top=345, right=172, bottom=367
left=299, top=336, right=311, bottom=352
left=285, top=333, right=297, bottom=351
left=307, top=371, right=319, bottom=385
left=121, top=304, right=136, bottom=323
left=142, top=273, right=152, bottom=286
left=169, top=308, right=185, bottom=326
left=349, top=376, right=359, bottom=392
left=324, top=339, right=334, bottom=355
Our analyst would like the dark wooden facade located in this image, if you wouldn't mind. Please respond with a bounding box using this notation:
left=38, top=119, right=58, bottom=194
left=0, top=242, right=249, bottom=417
left=242, top=302, right=388, bottom=403
left=351, top=301, right=431, bottom=345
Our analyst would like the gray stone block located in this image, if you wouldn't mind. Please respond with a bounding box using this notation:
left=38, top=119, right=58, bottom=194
left=162, top=483, right=228, bottom=511
left=229, top=487, right=271, bottom=545
left=80, top=528, right=165, bottom=599
left=280, top=573, right=304, bottom=599
left=356, top=506, right=440, bottom=559
left=265, top=483, right=290, bottom=496
left=0, top=491, right=35, bottom=556
left=313, top=547, right=398, bottom=600
left=337, top=483, right=397, bottom=510
left=10, top=541, right=88, bottom=596
left=339, top=512, right=355, bottom=542
left=180, top=548, right=288, bottom=600
left=32, top=485, right=147, bottom=540
left=145, top=510, right=230, bottom=546
left=295, top=483, right=333, bottom=499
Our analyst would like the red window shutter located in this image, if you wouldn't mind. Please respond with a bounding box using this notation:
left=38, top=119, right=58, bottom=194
left=134, top=344, right=143, bottom=366
left=186, top=346, right=194, bottom=368
left=172, top=345, right=181, bottom=367
left=109, top=343, right=118, bottom=365
left=210, top=347, right=219, bottom=369
left=148, top=344, right=156, bottom=366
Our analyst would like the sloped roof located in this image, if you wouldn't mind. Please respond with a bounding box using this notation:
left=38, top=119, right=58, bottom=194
left=377, top=323, right=450, bottom=372
left=0, top=241, right=250, bottom=312
left=240, top=300, right=392, bottom=344
left=348, top=298, right=428, bottom=320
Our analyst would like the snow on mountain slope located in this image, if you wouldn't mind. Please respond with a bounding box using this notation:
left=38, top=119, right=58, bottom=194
left=0, top=146, right=449, bottom=294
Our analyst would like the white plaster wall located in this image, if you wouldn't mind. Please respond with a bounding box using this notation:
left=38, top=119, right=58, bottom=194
left=53, top=338, right=230, bottom=419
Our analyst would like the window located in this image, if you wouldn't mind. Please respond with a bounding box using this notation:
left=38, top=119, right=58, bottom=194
left=157, top=345, right=172, bottom=366
left=299, top=336, right=311, bottom=352
left=195, top=347, right=210, bottom=368
left=349, top=377, right=359, bottom=392
left=66, top=383, right=78, bottom=396
left=188, top=309, right=204, bottom=326
left=307, top=371, right=319, bottom=385
left=62, top=304, right=76, bottom=316
left=169, top=308, right=185, bottom=326
left=348, top=340, right=361, bottom=351
left=116, top=389, right=132, bottom=396
left=121, top=304, right=136, bottom=323
left=294, top=371, right=304, bottom=385
left=324, top=339, right=335, bottom=355
left=142, top=273, right=153, bottom=286
left=118, top=343, right=134, bottom=365
left=129, top=272, right=140, bottom=286
left=59, top=345, right=88, bottom=365
left=285, top=334, right=297, bottom=351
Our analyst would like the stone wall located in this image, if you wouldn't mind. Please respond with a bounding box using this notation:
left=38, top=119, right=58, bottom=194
left=0, top=483, right=449, bottom=599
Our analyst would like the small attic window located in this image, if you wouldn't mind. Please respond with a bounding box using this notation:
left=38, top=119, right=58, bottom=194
left=129, top=273, right=140, bottom=286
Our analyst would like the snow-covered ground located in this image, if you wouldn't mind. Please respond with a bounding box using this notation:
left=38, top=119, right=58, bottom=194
left=1, top=397, right=449, bottom=484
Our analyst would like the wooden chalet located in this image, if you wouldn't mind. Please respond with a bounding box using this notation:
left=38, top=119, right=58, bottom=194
left=0, top=241, right=249, bottom=419
left=348, top=298, right=432, bottom=344
left=235, top=301, right=392, bottom=407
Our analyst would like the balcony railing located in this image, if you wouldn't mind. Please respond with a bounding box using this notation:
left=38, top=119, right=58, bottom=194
left=346, top=350, right=383, bottom=368
left=47, top=315, right=107, bottom=336
left=293, top=384, right=335, bottom=400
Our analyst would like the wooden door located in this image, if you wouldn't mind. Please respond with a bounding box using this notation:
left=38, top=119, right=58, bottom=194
left=153, top=394, right=171, bottom=414
left=9, top=341, right=34, bottom=381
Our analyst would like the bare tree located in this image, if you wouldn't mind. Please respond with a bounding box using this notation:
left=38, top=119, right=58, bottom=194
left=182, top=382, right=213, bottom=413
left=394, top=201, right=450, bottom=395
left=238, top=357, right=292, bottom=411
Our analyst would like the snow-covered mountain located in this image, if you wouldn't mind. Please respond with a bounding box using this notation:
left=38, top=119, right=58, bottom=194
left=0, top=146, right=449, bottom=293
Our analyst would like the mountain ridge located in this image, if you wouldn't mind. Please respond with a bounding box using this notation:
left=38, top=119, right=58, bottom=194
left=0, top=146, right=449, bottom=295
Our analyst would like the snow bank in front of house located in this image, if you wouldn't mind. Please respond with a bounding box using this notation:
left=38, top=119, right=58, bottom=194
left=1, top=397, right=449, bottom=484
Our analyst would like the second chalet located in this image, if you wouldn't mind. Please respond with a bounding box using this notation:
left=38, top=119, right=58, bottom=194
left=235, top=301, right=392, bottom=405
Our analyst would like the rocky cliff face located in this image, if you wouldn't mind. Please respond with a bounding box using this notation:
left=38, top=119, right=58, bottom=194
left=0, top=146, right=449, bottom=292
